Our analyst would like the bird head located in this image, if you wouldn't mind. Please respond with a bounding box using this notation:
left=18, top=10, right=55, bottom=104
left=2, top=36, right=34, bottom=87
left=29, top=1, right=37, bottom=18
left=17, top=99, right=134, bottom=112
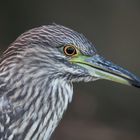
left=3, top=24, right=140, bottom=88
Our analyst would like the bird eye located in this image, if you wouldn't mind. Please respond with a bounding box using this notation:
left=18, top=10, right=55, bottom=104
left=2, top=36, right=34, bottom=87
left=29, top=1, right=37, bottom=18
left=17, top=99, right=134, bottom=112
left=63, top=45, right=77, bottom=56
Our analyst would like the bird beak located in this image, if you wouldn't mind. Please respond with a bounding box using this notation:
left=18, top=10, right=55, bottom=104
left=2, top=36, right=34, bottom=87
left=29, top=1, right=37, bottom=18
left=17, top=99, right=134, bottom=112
left=70, top=54, right=140, bottom=88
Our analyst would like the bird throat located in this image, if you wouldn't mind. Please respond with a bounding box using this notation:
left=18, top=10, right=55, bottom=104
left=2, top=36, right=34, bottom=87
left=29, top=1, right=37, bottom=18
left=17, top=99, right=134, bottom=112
left=6, top=78, right=73, bottom=140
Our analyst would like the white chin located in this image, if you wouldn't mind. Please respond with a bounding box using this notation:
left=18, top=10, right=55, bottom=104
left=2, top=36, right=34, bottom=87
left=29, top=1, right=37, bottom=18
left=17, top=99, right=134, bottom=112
left=71, top=76, right=99, bottom=82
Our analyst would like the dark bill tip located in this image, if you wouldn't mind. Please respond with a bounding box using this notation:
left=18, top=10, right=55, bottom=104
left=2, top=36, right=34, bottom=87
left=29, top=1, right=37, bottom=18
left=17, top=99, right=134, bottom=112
left=131, top=80, right=140, bottom=88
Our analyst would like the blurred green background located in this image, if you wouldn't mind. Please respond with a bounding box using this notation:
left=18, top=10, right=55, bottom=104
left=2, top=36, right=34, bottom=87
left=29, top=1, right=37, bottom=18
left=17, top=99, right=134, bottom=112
left=0, top=0, right=140, bottom=140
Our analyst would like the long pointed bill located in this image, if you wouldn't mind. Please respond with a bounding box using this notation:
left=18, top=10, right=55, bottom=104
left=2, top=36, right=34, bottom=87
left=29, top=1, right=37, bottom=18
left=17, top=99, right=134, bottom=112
left=70, top=54, right=140, bottom=88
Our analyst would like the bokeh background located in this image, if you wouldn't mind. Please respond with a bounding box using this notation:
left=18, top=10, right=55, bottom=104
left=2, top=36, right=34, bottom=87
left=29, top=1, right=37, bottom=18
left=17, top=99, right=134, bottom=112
left=0, top=0, right=140, bottom=140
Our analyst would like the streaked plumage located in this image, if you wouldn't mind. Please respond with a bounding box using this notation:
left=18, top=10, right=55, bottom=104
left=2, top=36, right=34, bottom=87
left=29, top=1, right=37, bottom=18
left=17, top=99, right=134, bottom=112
left=0, top=24, right=140, bottom=140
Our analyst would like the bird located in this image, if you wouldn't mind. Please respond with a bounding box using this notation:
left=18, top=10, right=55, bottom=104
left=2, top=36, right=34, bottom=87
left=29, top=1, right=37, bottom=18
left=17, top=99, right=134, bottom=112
left=0, top=24, right=140, bottom=140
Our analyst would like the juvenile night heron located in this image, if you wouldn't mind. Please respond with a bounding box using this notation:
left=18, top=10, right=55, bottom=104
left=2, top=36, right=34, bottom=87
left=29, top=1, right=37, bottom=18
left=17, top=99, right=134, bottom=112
left=0, top=24, right=140, bottom=140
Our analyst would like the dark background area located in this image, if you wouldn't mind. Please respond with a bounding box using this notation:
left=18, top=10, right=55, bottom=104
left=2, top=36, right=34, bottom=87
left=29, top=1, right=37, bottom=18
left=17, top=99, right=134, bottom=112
left=0, top=0, right=140, bottom=140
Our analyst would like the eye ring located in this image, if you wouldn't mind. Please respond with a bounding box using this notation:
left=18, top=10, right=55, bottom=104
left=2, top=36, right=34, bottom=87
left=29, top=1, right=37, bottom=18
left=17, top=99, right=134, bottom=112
left=63, top=45, right=77, bottom=56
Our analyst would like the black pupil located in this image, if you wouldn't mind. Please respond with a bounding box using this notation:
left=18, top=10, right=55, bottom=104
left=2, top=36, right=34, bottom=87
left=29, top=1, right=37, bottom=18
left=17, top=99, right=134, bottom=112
left=66, top=47, right=75, bottom=55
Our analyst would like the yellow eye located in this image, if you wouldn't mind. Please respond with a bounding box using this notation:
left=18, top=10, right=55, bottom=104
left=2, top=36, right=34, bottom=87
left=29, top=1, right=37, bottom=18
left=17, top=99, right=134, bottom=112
left=63, top=45, right=77, bottom=56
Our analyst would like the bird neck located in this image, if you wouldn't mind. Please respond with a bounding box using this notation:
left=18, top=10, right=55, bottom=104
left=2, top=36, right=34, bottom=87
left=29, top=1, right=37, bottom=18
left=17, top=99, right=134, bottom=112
left=1, top=70, right=73, bottom=139
left=21, top=78, right=74, bottom=139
